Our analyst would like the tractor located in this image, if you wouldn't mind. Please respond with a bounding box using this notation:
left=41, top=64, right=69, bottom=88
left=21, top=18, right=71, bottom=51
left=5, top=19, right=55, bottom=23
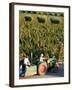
left=19, top=56, right=57, bottom=78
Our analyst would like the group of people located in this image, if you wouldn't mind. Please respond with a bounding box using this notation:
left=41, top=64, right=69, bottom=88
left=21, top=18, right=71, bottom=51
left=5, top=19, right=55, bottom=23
left=19, top=53, right=45, bottom=77
left=24, top=53, right=45, bottom=66
left=19, top=53, right=57, bottom=77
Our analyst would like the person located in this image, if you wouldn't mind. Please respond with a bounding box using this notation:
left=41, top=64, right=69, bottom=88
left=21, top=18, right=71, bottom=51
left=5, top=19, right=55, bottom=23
left=40, top=53, right=45, bottom=62
left=19, top=64, right=23, bottom=77
left=19, top=59, right=26, bottom=77
left=24, top=54, right=31, bottom=66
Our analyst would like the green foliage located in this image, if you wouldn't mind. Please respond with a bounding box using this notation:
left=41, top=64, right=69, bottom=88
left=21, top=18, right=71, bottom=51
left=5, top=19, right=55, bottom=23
left=60, top=13, right=64, bottom=17
left=24, top=16, right=32, bottom=21
left=19, top=11, right=64, bottom=61
left=37, top=16, right=45, bottom=23
left=50, top=17, right=60, bottom=24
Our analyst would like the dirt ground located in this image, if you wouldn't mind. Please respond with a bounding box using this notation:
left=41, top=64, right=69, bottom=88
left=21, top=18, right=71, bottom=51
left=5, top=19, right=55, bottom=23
left=20, top=63, right=64, bottom=79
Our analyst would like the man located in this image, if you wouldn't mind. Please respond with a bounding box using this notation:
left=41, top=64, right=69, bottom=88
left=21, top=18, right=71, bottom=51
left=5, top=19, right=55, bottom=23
left=24, top=54, right=31, bottom=66
left=40, top=53, right=45, bottom=62
left=19, top=54, right=31, bottom=78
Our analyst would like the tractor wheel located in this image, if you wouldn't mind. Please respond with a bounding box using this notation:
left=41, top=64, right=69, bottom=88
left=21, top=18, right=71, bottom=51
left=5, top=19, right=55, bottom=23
left=38, top=62, right=47, bottom=76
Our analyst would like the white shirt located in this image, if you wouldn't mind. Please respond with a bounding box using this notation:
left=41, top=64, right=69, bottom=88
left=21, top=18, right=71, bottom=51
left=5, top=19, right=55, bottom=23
left=24, top=57, right=30, bottom=65
left=40, top=56, right=44, bottom=62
